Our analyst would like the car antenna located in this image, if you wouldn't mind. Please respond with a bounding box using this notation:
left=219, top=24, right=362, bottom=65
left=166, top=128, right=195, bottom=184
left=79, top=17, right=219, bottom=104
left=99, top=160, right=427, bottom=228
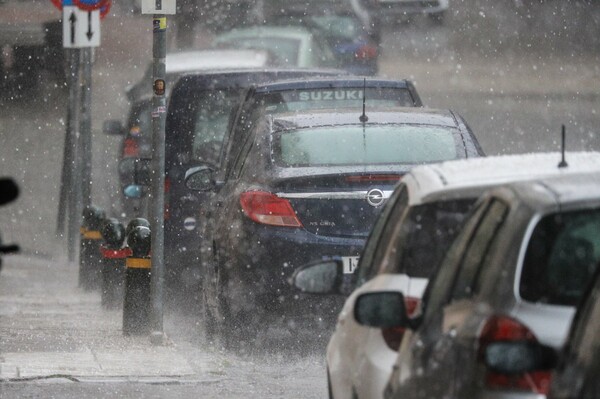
left=558, top=124, right=568, bottom=168
left=359, top=78, right=368, bottom=123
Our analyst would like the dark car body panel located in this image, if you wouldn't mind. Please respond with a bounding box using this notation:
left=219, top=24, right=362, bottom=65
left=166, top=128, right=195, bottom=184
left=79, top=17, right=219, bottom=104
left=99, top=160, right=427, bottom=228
left=203, top=106, right=484, bottom=333
left=164, top=68, right=347, bottom=289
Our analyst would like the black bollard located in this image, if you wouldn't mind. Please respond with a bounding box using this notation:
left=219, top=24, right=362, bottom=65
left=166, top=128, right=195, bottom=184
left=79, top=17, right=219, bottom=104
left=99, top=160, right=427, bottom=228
left=79, top=205, right=106, bottom=290
left=100, top=218, right=129, bottom=309
left=123, top=223, right=152, bottom=336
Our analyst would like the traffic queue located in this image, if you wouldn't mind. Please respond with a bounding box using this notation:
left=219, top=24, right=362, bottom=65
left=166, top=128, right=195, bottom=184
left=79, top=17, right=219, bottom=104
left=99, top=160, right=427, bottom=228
left=88, top=2, right=600, bottom=399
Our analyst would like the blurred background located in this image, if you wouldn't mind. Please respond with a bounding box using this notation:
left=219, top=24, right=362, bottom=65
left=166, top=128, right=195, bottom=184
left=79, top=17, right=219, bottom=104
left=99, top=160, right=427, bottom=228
left=0, top=0, right=599, bottom=258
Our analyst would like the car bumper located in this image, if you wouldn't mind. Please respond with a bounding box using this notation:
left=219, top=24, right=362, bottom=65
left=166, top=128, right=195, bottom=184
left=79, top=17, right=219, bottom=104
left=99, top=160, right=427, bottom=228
left=220, top=220, right=364, bottom=319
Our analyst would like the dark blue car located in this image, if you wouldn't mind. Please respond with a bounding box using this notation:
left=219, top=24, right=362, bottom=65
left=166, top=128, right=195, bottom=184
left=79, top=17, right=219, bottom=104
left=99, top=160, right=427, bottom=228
left=185, top=106, right=484, bottom=346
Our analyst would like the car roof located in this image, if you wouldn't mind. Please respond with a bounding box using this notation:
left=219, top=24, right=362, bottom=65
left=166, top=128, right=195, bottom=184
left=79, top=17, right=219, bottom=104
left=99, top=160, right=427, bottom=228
left=164, top=49, right=271, bottom=73
left=215, top=25, right=315, bottom=41
left=270, top=107, right=456, bottom=129
left=404, top=152, right=600, bottom=205
left=511, top=171, right=600, bottom=207
left=252, top=77, right=412, bottom=93
left=170, top=68, right=348, bottom=92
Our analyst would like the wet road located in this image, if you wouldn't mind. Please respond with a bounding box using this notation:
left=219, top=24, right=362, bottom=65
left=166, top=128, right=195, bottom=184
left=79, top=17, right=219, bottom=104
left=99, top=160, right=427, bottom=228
left=0, top=1, right=599, bottom=397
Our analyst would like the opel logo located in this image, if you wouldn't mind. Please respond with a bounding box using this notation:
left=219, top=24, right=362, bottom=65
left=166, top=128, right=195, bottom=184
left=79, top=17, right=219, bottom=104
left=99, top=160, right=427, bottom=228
left=366, top=189, right=385, bottom=207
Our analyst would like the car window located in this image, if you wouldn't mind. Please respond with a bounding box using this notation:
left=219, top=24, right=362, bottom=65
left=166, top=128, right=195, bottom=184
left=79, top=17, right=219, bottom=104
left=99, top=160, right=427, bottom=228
left=259, top=87, right=415, bottom=113
left=355, top=184, right=409, bottom=287
left=232, top=119, right=268, bottom=179
left=520, top=208, right=600, bottom=306
left=167, top=89, right=243, bottom=167
left=308, top=15, right=362, bottom=40
left=420, top=199, right=489, bottom=320
left=191, top=90, right=241, bottom=165
left=379, top=199, right=475, bottom=278
left=219, top=37, right=301, bottom=67
left=272, top=125, right=461, bottom=167
left=450, top=199, right=508, bottom=301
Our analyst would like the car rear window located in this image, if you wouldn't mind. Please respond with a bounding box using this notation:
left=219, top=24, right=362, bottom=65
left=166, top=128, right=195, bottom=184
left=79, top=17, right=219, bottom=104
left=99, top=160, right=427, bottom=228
left=260, top=87, right=415, bottom=112
left=520, top=208, right=600, bottom=306
left=309, top=15, right=361, bottom=40
left=219, top=37, right=300, bottom=66
left=273, top=124, right=460, bottom=166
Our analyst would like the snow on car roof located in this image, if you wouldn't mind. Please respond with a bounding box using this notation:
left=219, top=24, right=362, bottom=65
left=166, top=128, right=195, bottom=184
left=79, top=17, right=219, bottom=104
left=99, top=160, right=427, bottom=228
left=405, top=151, right=600, bottom=205
left=165, top=49, right=270, bottom=73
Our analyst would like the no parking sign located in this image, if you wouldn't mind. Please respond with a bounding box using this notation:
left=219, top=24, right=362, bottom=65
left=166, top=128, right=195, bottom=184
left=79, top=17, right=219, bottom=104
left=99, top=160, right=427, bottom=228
left=51, top=0, right=112, bottom=19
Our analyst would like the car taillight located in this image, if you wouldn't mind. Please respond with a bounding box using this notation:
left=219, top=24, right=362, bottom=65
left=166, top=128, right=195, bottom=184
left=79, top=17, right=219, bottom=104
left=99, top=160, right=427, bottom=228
left=381, top=296, right=419, bottom=351
left=479, top=315, right=552, bottom=395
left=122, top=138, right=139, bottom=157
left=239, top=191, right=302, bottom=228
left=355, top=44, right=378, bottom=60
left=345, top=174, right=402, bottom=183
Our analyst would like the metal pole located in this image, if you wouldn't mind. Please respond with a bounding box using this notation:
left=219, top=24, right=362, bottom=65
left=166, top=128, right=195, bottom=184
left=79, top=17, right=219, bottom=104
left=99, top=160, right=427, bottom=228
left=80, top=47, right=93, bottom=208
left=67, top=48, right=83, bottom=262
left=150, top=12, right=167, bottom=343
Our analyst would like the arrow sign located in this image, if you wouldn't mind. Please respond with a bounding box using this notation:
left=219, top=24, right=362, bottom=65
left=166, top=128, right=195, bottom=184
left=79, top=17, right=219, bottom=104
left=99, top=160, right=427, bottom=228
left=86, top=11, right=93, bottom=40
left=63, top=7, right=101, bottom=48
left=69, top=11, right=76, bottom=45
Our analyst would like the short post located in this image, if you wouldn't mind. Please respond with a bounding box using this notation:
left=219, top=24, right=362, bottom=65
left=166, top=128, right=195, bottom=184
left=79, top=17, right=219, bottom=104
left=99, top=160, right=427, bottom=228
left=79, top=205, right=106, bottom=290
left=100, top=218, right=130, bottom=309
left=123, top=222, right=152, bottom=336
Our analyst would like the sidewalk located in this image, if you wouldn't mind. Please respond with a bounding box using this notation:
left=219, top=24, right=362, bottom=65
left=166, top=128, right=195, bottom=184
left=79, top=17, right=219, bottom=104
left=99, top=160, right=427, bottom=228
left=0, top=255, right=216, bottom=382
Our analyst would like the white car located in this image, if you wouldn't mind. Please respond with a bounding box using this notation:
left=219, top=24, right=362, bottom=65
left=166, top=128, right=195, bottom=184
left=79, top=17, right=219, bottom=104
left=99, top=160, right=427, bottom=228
left=125, top=49, right=272, bottom=101
left=292, top=151, right=600, bottom=399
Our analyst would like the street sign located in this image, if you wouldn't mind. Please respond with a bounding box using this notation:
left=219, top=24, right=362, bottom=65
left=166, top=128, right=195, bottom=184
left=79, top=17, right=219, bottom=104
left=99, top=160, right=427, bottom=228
left=52, top=0, right=111, bottom=19
left=141, top=0, right=176, bottom=14
left=62, top=6, right=101, bottom=48
left=75, top=0, right=109, bottom=11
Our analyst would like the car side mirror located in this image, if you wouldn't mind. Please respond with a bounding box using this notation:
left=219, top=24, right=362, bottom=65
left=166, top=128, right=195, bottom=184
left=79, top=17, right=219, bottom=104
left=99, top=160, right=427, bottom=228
left=484, top=341, right=558, bottom=375
left=354, top=291, right=411, bottom=329
left=123, top=184, right=144, bottom=199
left=103, top=120, right=124, bottom=136
left=185, top=165, right=216, bottom=192
left=291, top=259, right=344, bottom=295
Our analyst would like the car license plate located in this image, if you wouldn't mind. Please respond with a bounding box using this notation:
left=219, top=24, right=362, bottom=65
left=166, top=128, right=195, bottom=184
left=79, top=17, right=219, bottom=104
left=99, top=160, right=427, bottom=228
left=342, top=256, right=360, bottom=274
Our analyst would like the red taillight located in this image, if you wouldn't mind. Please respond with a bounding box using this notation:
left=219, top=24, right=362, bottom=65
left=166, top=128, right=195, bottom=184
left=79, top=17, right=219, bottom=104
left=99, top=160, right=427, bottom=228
left=479, top=315, right=551, bottom=395
left=239, top=191, right=302, bottom=228
left=485, top=371, right=552, bottom=395
left=122, top=138, right=139, bottom=157
left=345, top=174, right=402, bottom=183
left=355, top=44, right=378, bottom=60
left=381, top=296, right=419, bottom=351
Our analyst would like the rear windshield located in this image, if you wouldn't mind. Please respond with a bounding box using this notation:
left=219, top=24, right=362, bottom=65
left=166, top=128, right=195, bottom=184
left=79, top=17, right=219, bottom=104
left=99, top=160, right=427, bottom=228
left=308, top=15, right=361, bottom=40
left=520, top=208, right=600, bottom=306
left=384, top=199, right=474, bottom=278
left=273, top=124, right=460, bottom=166
left=219, top=37, right=300, bottom=66
left=260, top=87, right=414, bottom=112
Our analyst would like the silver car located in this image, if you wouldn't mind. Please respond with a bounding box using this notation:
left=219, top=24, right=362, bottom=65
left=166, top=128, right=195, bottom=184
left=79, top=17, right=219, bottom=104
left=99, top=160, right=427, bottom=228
left=376, top=170, right=600, bottom=399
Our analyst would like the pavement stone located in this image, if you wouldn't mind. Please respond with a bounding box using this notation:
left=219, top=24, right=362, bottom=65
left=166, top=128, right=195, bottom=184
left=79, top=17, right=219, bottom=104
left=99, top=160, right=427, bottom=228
left=0, top=255, right=208, bottom=382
